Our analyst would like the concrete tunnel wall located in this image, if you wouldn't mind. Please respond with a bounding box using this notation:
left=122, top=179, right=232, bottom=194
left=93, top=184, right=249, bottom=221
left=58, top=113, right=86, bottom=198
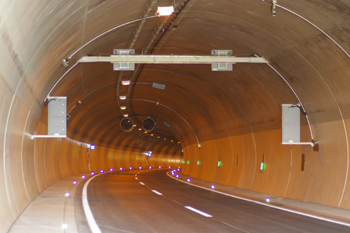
left=2, top=0, right=350, bottom=232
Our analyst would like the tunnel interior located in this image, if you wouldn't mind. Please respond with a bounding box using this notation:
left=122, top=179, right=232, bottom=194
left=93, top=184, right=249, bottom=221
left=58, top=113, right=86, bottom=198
left=2, top=0, right=350, bottom=231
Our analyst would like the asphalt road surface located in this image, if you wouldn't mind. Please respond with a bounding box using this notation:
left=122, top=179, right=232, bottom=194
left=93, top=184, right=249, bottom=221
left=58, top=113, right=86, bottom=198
left=76, top=169, right=350, bottom=233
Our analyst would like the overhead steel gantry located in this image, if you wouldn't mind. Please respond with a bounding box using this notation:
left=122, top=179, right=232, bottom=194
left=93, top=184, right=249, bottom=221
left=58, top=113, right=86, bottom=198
left=78, top=55, right=268, bottom=64
left=78, top=50, right=269, bottom=71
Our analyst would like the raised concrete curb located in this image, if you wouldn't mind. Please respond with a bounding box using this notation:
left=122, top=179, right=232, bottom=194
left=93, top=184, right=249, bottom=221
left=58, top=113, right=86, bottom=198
left=9, top=175, right=85, bottom=233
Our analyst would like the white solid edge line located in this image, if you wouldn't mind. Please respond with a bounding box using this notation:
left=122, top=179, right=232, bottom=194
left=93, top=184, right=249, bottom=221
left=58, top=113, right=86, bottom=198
left=152, top=190, right=163, bottom=196
left=82, top=174, right=103, bottom=233
left=139, top=182, right=145, bottom=185
left=167, top=172, right=350, bottom=227
left=185, top=206, right=212, bottom=218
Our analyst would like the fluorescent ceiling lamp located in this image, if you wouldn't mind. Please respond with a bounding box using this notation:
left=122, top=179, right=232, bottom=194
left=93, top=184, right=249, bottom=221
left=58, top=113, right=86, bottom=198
left=119, top=96, right=127, bottom=100
left=122, top=80, right=130, bottom=86
left=157, top=6, right=174, bottom=16
left=120, top=106, right=126, bottom=110
left=123, top=114, right=128, bottom=118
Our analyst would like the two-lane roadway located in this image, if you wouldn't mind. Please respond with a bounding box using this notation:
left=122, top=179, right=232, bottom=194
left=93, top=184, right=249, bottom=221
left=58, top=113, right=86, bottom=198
left=76, top=169, right=349, bottom=233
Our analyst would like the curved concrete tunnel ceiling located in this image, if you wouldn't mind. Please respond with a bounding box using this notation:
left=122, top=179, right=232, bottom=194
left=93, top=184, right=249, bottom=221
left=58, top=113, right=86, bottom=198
left=2, top=0, right=350, bottom=231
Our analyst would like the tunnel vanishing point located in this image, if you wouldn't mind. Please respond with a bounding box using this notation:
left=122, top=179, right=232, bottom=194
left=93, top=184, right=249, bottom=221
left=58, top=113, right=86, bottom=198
left=2, top=0, right=350, bottom=231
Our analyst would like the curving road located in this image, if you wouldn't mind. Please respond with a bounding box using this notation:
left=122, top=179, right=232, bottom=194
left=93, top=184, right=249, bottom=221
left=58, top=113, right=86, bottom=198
left=76, top=170, right=349, bottom=233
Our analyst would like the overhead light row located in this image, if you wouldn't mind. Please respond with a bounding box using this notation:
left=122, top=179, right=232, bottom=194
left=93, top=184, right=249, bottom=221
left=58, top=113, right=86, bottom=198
left=119, top=80, right=129, bottom=118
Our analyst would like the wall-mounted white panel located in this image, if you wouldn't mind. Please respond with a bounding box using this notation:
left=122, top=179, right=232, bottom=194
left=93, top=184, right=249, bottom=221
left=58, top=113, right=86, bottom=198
left=282, top=104, right=300, bottom=143
left=48, top=97, right=66, bottom=136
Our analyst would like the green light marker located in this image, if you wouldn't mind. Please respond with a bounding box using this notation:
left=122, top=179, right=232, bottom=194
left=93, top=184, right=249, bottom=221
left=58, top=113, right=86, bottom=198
left=260, top=162, right=265, bottom=171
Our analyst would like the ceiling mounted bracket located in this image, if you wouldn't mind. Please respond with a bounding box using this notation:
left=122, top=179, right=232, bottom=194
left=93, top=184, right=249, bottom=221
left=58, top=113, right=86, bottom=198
left=62, top=59, right=69, bottom=68
left=113, top=49, right=135, bottom=71
left=272, top=0, right=277, bottom=17
left=211, top=50, right=233, bottom=71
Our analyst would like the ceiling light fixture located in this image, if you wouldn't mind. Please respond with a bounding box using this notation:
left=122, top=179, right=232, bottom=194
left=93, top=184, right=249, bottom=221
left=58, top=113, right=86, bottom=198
left=123, top=114, right=128, bottom=118
left=120, top=106, right=126, bottom=110
left=157, top=6, right=174, bottom=16
left=119, top=96, right=127, bottom=100
left=122, top=80, right=130, bottom=86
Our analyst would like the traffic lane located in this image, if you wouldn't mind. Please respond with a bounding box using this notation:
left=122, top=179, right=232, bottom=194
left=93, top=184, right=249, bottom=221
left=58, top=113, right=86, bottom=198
left=87, top=170, right=243, bottom=233
left=137, top=170, right=350, bottom=233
